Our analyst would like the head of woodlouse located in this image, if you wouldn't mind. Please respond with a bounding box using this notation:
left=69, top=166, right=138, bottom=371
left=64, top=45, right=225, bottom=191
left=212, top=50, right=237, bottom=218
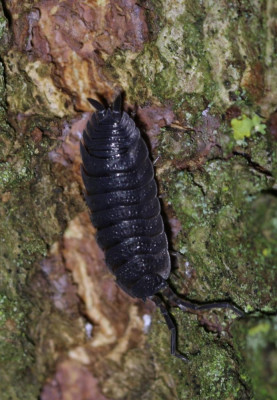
left=88, top=96, right=122, bottom=125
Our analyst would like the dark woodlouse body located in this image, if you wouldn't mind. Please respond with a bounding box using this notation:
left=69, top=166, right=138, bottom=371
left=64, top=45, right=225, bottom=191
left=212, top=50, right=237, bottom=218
left=80, top=96, right=170, bottom=300
left=80, top=95, right=244, bottom=361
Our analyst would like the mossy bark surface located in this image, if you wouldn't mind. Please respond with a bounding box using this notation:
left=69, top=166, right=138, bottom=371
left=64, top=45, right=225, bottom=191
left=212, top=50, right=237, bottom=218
left=0, top=0, right=276, bottom=399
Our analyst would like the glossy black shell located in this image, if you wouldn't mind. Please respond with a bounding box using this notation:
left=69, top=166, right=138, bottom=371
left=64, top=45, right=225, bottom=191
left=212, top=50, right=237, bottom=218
left=80, top=99, right=170, bottom=300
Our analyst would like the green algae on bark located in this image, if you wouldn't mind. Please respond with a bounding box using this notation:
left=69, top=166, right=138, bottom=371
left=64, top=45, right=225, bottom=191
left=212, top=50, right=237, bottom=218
left=0, top=154, right=85, bottom=399
left=150, top=109, right=276, bottom=398
left=0, top=0, right=276, bottom=399
left=149, top=155, right=276, bottom=398
left=5, top=51, right=73, bottom=118
left=0, top=7, right=41, bottom=397
left=0, top=294, right=37, bottom=400
left=0, top=4, right=84, bottom=398
left=232, top=317, right=277, bottom=400
left=158, top=129, right=276, bottom=308
left=148, top=308, right=247, bottom=400
left=102, top=2, right=277, bottom=397
left=107, top=0, right=272, bottom=117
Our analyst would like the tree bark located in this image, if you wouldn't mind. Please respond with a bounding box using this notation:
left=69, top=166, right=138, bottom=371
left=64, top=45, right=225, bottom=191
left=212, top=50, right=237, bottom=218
left=0, top=0, right=276, bottom=399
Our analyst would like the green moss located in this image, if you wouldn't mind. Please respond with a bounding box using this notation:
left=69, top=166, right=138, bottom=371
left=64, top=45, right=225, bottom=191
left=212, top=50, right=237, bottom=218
left=0, top=15, right=7, bottom=38
left=232, top=317, right=277, bottom=399
left=152, top=94, right=276, bottom=397
left=0, top=162, right=34, bottom=189
left=109, top=2, right=277, bottom=396
left=0, top=4, right=10, bottom=53
left=160, top=157, right=277, bottom=308
left=0, top=92, right=83, bottom=400
left=0, top=136, right=52, bottom=190
left=0, top=7, right=80, bottom=396
left=107, top=0, right=212, bottom=112
left=196, top=347, right=241, bottom=399
left=5, top=51, right=73, bottom=117
left=150, top=13, right=210, bottom=102
left=107, top=1, right=277, bottom=398
left=149, top=308, right=245, bottom=399
left=0, top=61, right=11, bottom=141
left=107, top=0, right=270, bottom=120
left=0, top=1, right=275, bottom=398
left=0, top=294, right=38, bottom=399
left=231, top=114, right=266, bottom=141
left=248, top=322, right=271, bottom=337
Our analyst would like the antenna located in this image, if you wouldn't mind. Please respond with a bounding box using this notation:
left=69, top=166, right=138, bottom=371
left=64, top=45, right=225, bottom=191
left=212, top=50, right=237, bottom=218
left=112, top=93, right=122, bottom=113
left=87, top=98, right=105, bottom=111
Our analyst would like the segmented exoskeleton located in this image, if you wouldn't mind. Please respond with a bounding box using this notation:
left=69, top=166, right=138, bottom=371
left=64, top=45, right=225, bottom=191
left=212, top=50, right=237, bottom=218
left=80, top=95, right=244, bottom=361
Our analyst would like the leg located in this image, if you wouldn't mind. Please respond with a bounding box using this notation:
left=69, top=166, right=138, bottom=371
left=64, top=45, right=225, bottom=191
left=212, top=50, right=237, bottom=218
left=163, top=287, right=245, bottom=317
left=152, top=295, right=188, bottom=362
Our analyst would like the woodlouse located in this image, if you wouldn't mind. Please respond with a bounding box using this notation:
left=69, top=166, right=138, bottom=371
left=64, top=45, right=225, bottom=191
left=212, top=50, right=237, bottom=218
left=80, top=94, right=244, bottom=361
